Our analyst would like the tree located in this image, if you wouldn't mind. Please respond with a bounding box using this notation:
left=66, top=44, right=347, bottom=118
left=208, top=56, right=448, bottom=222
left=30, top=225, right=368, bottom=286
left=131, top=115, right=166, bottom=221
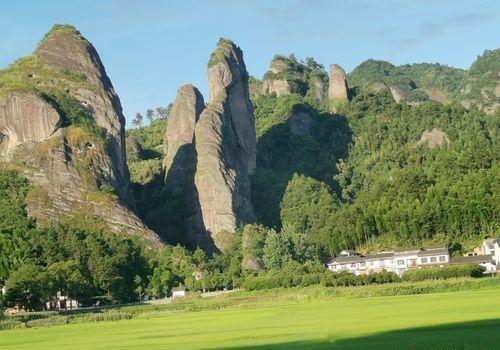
left=46, top=260, right=90, bottom=309
left=133, top=275, right=144, bottom=301
left=146, top=109, right=155, bottom=124
left=132, top=113, right=143, bottom=129
left=263, top=229, right=291, bottom=270
left=156, top=104, right=172, bottom=120
left=5, top=264, right=50, bottom=311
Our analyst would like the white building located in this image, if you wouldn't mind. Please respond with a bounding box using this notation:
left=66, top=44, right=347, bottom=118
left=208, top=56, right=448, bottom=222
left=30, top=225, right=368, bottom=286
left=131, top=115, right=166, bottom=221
left=1, top=285, right=6, bottom=295
left=451, top=254, right=497, bottom=273
left=481, top=239, right=500, bottom=268
left=327, top=246, right=450, bottom=276
left=46, top=291, right=79, bottom=310
left=171, top=286, right=186, bottom=298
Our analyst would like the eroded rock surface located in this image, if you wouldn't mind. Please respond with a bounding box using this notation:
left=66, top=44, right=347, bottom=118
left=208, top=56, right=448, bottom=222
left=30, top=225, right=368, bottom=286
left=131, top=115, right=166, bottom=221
left=0, top=25, right=162, bottom=248
left=328, top=64, right=349, bottom=101
left=0, top=91, right=61, bottom=158
left=417, top=128, right=450, bottom=149
left=35, top=26, right=129, bottom=196
left=193, top=40, right=256, bottom=251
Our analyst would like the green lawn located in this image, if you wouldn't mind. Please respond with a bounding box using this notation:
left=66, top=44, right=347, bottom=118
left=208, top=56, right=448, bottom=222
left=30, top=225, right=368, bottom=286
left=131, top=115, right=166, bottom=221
left=1, top=288, right=500, bottom=349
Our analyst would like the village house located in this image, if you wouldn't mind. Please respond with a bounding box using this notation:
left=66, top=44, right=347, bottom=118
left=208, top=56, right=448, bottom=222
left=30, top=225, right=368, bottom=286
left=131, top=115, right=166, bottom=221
left=327, top=246, right=450, bottom=276
left=451, top=255, right=497, bottom=273
left=171, top=286, right=186, bottom=298
left=475, top=239, right=500, bottom=268
left=45, top=291, right=79, bottom=311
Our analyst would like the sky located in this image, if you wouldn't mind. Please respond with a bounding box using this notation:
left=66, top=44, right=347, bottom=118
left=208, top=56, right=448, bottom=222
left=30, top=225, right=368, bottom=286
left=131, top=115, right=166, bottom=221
left=1, top=0, right=499, bottom=127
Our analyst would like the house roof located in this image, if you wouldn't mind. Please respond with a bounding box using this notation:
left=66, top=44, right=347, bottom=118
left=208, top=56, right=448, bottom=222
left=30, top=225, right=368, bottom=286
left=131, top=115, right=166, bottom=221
left=364, top=252, right=395, bottom=260
left=451, top=255, right=493, bottom=264
left=328, top=256, right=365, bottom=264
left=171, top=286, right=186, bottom=292
left=417, top=248, right=449, bottom=257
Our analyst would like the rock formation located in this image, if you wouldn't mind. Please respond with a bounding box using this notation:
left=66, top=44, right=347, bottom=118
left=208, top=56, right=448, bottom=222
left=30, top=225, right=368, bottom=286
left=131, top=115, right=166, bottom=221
left=125, top=135, right=143, bottom=162
left=35, top=25, right=129, bottom=196
left=262, top=56, right=292, bottom=96
left=389, top=86, right=406, bottom=103
left=163, top=84, right=204, bottom=188
left=207, top=40, right=256, bottom=174
left=159, top=40, right=257, bottom=251
left=417, top=128, right=450, bottom=149
left=0, top=91, right=62, bottom=158
left=183, top=40, right=256, bottom=251
left=328, top=64, right=349, bottom=101
left=162, top=84, right=205, bottom=247
left=0, top=25, right=162, bottom=247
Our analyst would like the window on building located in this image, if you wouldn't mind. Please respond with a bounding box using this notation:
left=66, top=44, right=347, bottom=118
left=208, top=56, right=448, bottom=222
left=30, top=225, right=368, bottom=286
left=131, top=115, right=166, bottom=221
left=439, top=256, right=446, bottom=262
left=351, top=264, right=356, bottom=268
left=421, top=257, right=428, bottom=263
left=397, top=260, right=404, bottom=266
left=430, top=256, right=437, bottom=263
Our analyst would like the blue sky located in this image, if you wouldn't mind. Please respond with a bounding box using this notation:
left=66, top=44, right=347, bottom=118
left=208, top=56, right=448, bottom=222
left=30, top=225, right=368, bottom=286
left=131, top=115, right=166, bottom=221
left=1, top=0, right=499, bottom=127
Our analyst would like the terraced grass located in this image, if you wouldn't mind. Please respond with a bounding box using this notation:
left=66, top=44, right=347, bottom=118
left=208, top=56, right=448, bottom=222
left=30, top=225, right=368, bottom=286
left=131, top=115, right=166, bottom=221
left=1, top=286, right=500, bottom=350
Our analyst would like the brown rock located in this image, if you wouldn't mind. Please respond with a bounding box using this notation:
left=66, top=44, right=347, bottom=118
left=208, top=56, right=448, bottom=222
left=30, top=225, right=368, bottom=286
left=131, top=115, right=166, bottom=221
left=194, top=90, right=255, bottom=251
left=0, top=91, right=61, bottom=159
left=207, top=40, right=256, bottom=174
left=35, top=25, right=129, bottom=197
left=125, top=135, right=143, bottom=161
left=163, top=84, right=204, bottom=188
left=417, top=128, right=450, bottom=149
left=262, top=79, right=290, bottom=97
left=328, top=64, right=349, bottom=101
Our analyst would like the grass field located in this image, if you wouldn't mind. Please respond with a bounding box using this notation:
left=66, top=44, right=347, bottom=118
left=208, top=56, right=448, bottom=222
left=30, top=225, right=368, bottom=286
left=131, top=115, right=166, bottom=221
left=1, top=285, right=500, bottom=350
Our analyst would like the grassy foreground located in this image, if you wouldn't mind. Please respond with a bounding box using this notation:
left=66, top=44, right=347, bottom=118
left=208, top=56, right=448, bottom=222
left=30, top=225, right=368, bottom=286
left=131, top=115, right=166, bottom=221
left=2, top=282, right=500, bottom=349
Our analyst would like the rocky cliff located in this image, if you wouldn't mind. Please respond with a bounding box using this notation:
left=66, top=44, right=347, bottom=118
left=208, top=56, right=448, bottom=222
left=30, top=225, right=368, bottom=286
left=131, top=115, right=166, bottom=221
left=161, top=39, right=256, bottom=251
left=328, top=64, right=349, bottom=101
left=0, top=25, right=162, bottom=247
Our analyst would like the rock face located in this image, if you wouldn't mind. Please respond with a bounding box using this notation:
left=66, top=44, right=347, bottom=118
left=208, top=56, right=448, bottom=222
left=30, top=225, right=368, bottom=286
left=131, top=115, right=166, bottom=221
left=262, top=56, right=293, bottom=97
left=191, top=40, right=256, bottom=251
left=163, top=84, right=205, bottom=247
left=328, top=64, right=349, bottom=101
left=389, top=85, right=406, bottom=103
left=263, top=79, right=290, bottom=96
left=160, top=40, right=257, bottom=251
left=125, top=135, right=143, bottom=161
left=163, top=84, right=204, bottom=188
left=35, top=25, right=129, bottom=197
left=417, top=128, right=450, bottom=149
left=0, top=25, right=162, bottom=248
left=207, top=41, right=256, bottom=175
left=0, top=91, right=61, bottom=158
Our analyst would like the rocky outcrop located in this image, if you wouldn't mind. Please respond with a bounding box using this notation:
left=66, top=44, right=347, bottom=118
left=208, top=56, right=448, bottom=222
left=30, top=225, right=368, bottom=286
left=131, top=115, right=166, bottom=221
left=207, top=40, right=256, bottom=174
left=263, top=79, right=290, bottom=96
left=262, top=56, right=293, bottom=97
left=368, top=81, right=388, bottom=93
left=162, top=84, right=205, bottom=247
left=389, top=85, right=406, bottom=103
left=35, top=25, right=129, bottom=197
left=310, top=76, right=326, bottom=101
left=125, top=136, right=143, bottom=161
left=163, top=84, right=204, bottom=188
left=0, top=91, right=61, bottom=159
left=0, top=25, right=162, bottom=248
left=328, top=64, right=349, bottom=101
left=417, top=128, right=450, bottom=149
left=192, top=40, right=256, bottom=251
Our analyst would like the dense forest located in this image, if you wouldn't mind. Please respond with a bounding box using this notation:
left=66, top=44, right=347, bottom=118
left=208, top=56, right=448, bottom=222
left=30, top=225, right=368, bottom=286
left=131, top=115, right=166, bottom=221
left=1, top=46, right=498, bottom=311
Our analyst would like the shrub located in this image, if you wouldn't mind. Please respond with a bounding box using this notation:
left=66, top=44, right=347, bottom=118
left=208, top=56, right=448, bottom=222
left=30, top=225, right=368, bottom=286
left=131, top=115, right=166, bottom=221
left=401, top=264, right=486, bottom=282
